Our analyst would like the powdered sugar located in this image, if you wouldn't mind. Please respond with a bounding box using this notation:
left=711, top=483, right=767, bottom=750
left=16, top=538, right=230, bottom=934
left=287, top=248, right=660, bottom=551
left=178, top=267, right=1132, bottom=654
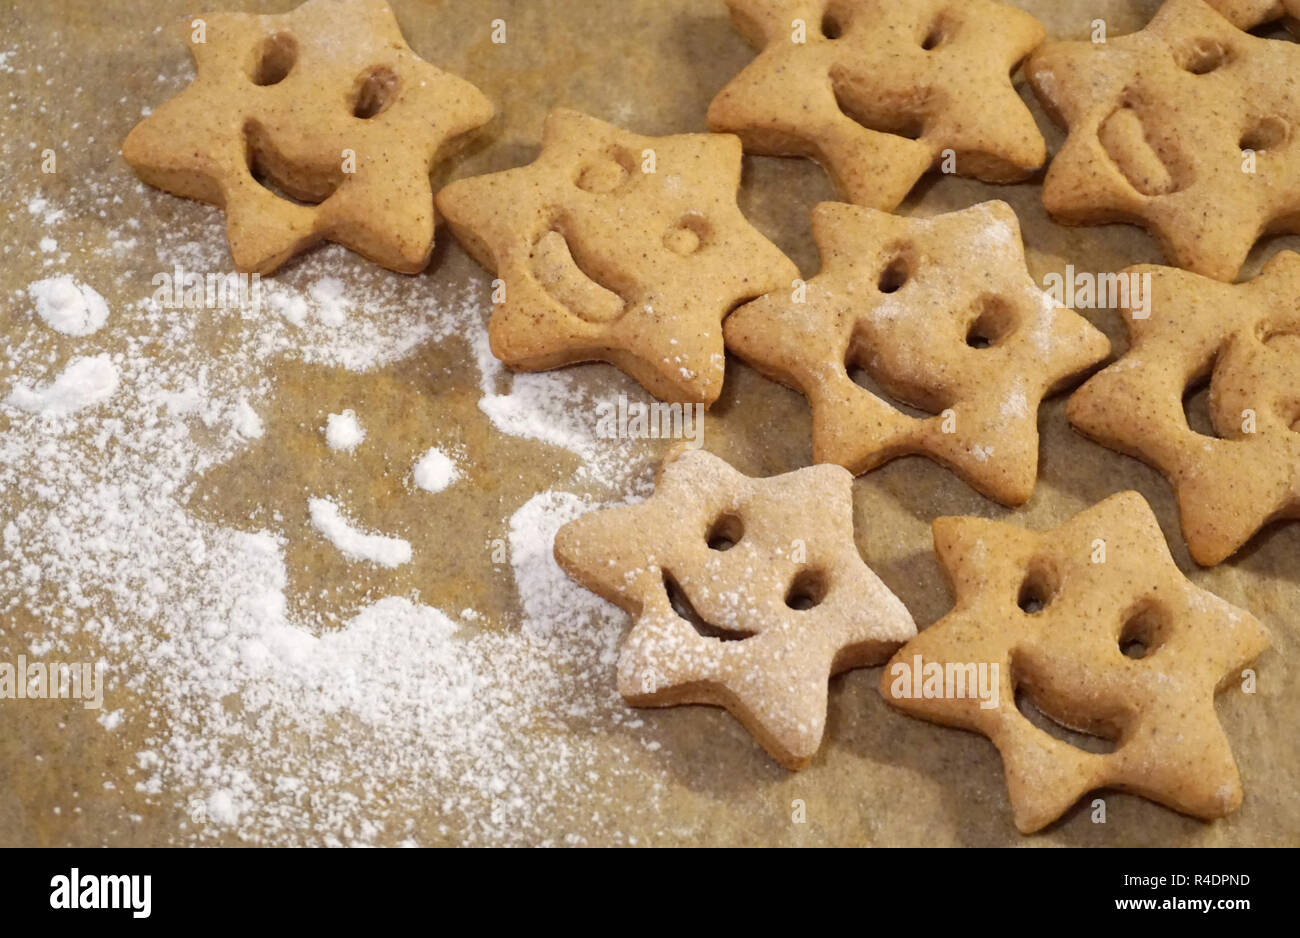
left=5, top=354, right=119, bottom=416
left=0, top=35, right=668, bottom=845
left=27, top=274, right=109, bottom=335
left=411, top=446, right=460, bottom=493
left=323, top=409, right=365, bottom=451
left=27, top=275, right=110, bottom=336
left=308, top=497, right=411, bottom=567
left=230, top=399, right=264, bottom=440
left=1, top=219, right=657, bottom=846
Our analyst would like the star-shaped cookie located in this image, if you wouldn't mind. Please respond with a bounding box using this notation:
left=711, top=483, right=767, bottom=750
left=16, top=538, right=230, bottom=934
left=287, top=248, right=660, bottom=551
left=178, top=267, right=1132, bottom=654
left=1068, top=252, right=1300, bottom=565
left=724, top=201, right=1111, bottom=506
left=122, top=0, right=494, bottom=274
left=707, top=0, right=1046, bottom=210
left=553, top=447, right=916, bottom=770
left=435, top=109, right=798, bottom=405
left=1028, top=0, right=1300, bottom=282
left=881, top=492, right=1270, bottom=833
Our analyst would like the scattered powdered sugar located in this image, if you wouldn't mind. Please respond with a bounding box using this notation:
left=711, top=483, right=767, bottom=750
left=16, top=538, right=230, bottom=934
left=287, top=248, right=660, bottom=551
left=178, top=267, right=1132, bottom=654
left=1, top=37, right=666, bottom=842
left=1, top=242, right=656, bottom=846
left=472, top=326, right=646, bottom=486
left=323, top=409, right=365, bottom=452
left=411, top=446, right=460, bottom=493
left=508, top=490, right=617, bottom=640
left=27, top=275, right=110, bottom=336
left=308, top=276, right=350, bottom=327
left=5, top=354, right=119, bottom=416
left=230, top=399, right=264, bottom=440
left=1000, top=388, right=1030, bottom=422
left=308, top=496, right=411, bottom=567
left=0, top=244, right=654, bottom=842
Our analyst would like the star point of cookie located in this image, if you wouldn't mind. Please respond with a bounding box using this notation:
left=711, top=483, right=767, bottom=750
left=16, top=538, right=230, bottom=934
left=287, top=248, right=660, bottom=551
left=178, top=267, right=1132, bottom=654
left=553, top=447, right=916, bottom=770
left=881, top=492, right=1270, bottom=833
left=435, top=109, right=798, bottom=405
left=122, top=0, right=494, bottom=274
left=707, top=0, right=1046, bottom=210
left=1028, top=0, right=1300, bottom=281
left=1068, top=252, right=1300, bottom=565
left=724, top=201, right=1111, bottom=506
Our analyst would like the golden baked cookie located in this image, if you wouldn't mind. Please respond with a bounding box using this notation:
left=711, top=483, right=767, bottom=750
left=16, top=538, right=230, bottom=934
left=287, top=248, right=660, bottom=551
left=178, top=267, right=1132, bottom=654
left=1028, top=0, right=1300, bottom=282
left=436, top=109, right=799, bottom=405
left=881, top=491, right=1271, bottom=833
left=122, top=0, right=494, bottom=274
left=707, top=0, right=1046, bottom=209
left=724, top=200, right=1110, bottom=506
left=554, top=447, right=916, bottom=770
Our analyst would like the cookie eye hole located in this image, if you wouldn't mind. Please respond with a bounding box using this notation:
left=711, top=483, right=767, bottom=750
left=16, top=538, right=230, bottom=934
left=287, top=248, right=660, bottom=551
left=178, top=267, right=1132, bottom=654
left=877, top=253, right=911, bottom=294
left=966, top=297, right=1017, bottom=350
left=249, top=32, right=297, bottom=86
left=785, top=569, right=828, bottom=611
left=821, top=12, right=844, bottom=40
left=706, top=513, right=744, bottom=552
left=1175, top=38, right=1230, bottom=75
left=1240, top=117, right=1289, bottom=153
left=1119, top=602, right=1168, bottom=660
left=1016, top=561, right=1058, bottom=615
left=352, top=66, right=400, bottom=119
left=663, top=215, right=710, bottom=256
left=920, top=17, right=949, bottom=50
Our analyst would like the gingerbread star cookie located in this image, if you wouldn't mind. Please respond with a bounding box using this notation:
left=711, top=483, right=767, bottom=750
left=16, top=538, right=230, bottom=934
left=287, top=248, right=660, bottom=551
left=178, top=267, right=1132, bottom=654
left=707, top=0, right=1046, bottom=210
left=122, top=0, right=494, bottom=274
left=724, top=201, right=1111, bottom=506
left=1068, top=253, right=1300, bottom=566
left=554, top=447, right=916, bottom=770
left=882, top=492, right=1270, bottom=833
left=436, top=109, right=798, bottom=405
left=1028, top=0, right=1300, bottom=282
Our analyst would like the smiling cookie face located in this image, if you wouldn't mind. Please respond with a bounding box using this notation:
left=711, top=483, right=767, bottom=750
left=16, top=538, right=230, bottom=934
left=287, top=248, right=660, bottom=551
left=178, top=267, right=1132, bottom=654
left=121, top=0, right=494, bottom=274
left=1029, top=0, right=1300, bottom=281
left=436, top=109, right=798, bottom=405
left=708, top=0, right=1046, bottom=209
